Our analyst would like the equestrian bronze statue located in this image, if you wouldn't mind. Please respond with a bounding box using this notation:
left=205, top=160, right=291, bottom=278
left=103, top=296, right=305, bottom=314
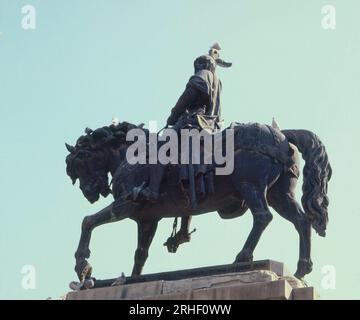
left=65, top=45, right=332, bottom=289
left=65, top=121, right=331, bottom=286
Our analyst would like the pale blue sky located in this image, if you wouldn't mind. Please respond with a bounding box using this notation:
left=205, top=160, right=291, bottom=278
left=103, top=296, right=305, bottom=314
left=1, top=0, right=359, bottom=299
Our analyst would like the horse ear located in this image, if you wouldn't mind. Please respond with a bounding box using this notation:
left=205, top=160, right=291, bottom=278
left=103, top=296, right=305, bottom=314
left=65, top=143, right=75, bottom=153
left=85, top=127, right=93, bottom=135
left=137, top=123, right=145, bottom=129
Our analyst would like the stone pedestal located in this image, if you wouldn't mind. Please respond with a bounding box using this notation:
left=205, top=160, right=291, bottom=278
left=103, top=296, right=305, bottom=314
left=65, top=260, right=319, bottom=300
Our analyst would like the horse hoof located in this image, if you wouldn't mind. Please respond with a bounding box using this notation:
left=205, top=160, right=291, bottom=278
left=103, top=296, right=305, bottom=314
left=294, top=271, right=303, bottom=280
left=69, top=277, right=95, bottom=291
left=83, top=278, right=95, bottom=289
left=234, top=250, right=253, bottom=263
left=69, top=281, right=83, bottom=291
left=75, top=261, right=93, bottom=282
left=294, top=277, right=308, bottom=287
left=294, top=259, right=313, bottom=279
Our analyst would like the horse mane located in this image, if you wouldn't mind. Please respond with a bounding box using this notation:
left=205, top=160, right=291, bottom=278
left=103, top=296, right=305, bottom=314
left=73, top=122, right=147, bottom=150
left=65, top=121, right=148, bottom=183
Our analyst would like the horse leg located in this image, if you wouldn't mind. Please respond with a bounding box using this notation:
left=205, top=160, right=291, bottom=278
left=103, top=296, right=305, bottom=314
left=74, top=203, right=125, bottom=281
left=132, top=220, right=158, bottom=276
left=234, top=183, right=273, bottom=263
left=268, top=174, right=312, bottom=279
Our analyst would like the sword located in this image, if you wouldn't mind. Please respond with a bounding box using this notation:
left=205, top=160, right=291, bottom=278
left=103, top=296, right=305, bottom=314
left=188, top=147, right=197, bottom=210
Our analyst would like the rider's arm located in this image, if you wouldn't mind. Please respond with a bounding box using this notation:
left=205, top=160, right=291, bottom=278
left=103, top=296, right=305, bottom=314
left=166, top=85, right=200, bottom=126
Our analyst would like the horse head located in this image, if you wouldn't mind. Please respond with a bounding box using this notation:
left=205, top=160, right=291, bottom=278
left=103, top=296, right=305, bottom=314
left=65, top=121, right=146, bottom=203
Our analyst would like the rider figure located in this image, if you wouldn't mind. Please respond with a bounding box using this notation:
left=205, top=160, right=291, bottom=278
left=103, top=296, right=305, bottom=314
left=132, top=44, right=231, bottom=248
left=135, top=43, right=232, bottom=203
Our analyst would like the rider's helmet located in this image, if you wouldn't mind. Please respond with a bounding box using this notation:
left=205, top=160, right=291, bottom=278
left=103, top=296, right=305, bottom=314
left=193, top=42, right=232, bottom=74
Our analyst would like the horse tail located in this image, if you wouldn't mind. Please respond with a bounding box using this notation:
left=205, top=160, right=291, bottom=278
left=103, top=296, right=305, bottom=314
left=282, top=129, right=332, bottom=237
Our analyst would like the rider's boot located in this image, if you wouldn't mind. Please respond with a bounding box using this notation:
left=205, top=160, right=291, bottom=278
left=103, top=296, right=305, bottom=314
left=132, top=164, right=165, bottom=202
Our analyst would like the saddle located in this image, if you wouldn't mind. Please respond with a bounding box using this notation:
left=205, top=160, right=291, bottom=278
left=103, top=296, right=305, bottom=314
left=111, top=122, right=294, bottom=212
left=111, top=153, right=216, bottom=211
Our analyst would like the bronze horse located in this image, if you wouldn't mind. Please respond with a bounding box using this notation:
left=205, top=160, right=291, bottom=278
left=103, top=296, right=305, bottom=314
left=65, top=121, right=331, bottom=284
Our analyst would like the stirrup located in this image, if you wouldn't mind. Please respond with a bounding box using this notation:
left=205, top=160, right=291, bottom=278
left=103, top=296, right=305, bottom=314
left=164, top=228, right=196, bottom=253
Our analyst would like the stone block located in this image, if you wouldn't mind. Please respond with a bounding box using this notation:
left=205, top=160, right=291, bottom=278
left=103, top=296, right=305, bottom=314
left=65, top=261, right=318, bottom=300
left=146, top=280, right=293, bottom=300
